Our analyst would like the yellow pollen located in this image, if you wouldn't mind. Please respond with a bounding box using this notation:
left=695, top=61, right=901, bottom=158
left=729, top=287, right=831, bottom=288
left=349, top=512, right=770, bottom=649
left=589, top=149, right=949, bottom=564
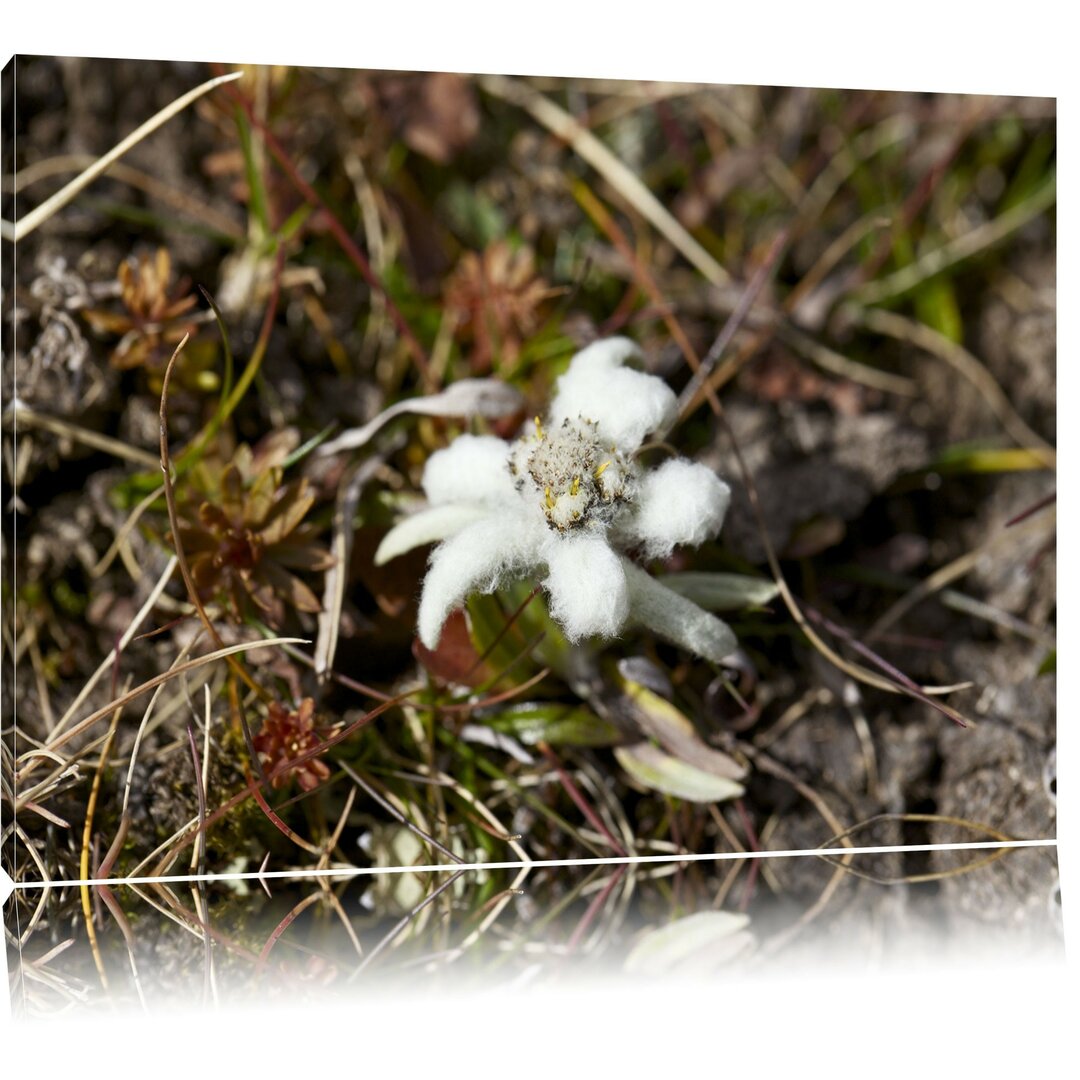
left=534, top=416, right=545, bottom=440
left=594, top=460, right=611, bottom=479
left=570, top=475, right=580, bottom=496
left=544, top=486, right=555, bottom=510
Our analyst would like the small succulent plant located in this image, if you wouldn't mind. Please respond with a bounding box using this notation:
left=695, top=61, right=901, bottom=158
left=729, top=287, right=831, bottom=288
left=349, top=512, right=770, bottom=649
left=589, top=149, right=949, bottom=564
left=83, top=247, right=199, bottom=373
left=253, top=698, right=331, bottom=792
left=443, top=241, right=557, bottom=374
left=173, top=431, right=334, bottom=626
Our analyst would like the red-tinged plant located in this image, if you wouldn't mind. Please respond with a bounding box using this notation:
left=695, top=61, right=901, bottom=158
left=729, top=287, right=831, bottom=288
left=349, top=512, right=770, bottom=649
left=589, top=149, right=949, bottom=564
left=443, top=241, right=558, bottom=374
left=254, top=698, right=331, bottom=792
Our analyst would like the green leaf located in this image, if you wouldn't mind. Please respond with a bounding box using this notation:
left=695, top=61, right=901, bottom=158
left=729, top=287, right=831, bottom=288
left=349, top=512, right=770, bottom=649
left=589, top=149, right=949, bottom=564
left=466, top=590, right=533, bottom=677
left=488, top=703, right=622, bottom=748
left=915, top=276, right=963, bottom=344
left=1038, top=650, right=1056, bottom=676
left=658, top=571, right=780, bottom=611
left=614, top=742, right=744, bottom=803
left=441, top=181, right=508, bottom=247
left=467, top=578, right=572, bottom=679
left=616, top=675, right=746, bottom=781
left=931, top=443, right=1051, bottom=474
left=999, top=130, right=1055, bottom=214
left=234, top=107, right=271, bottom=241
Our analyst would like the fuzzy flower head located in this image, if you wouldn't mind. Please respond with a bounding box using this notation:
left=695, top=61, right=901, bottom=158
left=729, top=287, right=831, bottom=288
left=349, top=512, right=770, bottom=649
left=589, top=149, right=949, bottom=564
left=376, top=338, right=737, bottom=662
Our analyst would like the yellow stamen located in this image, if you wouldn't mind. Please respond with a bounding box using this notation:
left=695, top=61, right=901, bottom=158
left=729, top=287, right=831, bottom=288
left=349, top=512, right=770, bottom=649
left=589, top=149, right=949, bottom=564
left=534, top=416, right=545, bottom=440
left=544, top=487, right=555, bottom=510
left=570, top=475, right=580, bottom=497
left=594, top=460, right=611, bottom=479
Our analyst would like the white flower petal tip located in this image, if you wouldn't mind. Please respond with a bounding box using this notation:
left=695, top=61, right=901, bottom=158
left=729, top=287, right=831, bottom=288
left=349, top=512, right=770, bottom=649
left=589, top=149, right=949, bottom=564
left=542, top=532, right=630, bottom=641
left=550, top=338, right=677, bottom=451
left=623, top=558, right=738, bottom=663
left=562, top=336, right=643, bottom=374
left=417, top=515, right=539, bottom=649
left=374, top=503, right=489, bottom=566
left=421, top=434, right=516, bottom=507
left=625, top=459, right=731, bottom=559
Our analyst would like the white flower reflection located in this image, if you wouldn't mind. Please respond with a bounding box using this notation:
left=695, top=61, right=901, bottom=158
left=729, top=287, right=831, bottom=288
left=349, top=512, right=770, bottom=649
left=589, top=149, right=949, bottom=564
left=376, top=338, right=737, bottom=661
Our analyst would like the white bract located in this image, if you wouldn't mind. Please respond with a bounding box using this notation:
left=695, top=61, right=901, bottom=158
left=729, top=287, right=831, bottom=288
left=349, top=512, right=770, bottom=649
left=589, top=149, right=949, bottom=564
left=375, top=338, right=737, bottom=662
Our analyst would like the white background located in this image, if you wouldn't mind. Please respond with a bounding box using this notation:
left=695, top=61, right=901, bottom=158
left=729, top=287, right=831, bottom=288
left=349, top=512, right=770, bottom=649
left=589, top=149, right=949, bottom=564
left=3, top=2, right=1073, bottom=1074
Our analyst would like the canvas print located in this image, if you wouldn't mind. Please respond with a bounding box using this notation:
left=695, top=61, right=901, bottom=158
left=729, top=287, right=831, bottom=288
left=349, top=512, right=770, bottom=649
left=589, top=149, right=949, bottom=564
left=1, top=57, right=1058, bottom=1014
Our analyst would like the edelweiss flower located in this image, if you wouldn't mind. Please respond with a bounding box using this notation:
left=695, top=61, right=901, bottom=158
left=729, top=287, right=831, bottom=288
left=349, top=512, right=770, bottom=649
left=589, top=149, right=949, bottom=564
left=376, top=338, right=737, bottom=662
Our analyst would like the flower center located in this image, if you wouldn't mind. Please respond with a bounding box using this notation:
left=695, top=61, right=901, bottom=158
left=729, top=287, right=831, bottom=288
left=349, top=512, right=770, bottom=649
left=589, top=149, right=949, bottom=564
left=510, top=416, right=637, bottom=532
left=215, top=526, right=263, bottom=570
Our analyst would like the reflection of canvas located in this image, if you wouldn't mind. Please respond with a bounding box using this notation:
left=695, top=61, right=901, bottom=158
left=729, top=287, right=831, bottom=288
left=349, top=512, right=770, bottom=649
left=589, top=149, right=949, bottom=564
left=4, top=848, right=1063, bottom=1014
left=3, top=57, right=1057, bottom=1018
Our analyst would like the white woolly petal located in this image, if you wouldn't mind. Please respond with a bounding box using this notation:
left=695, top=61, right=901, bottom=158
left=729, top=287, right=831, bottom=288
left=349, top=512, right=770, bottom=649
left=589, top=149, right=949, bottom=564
left=375, top=504, right=489, bottom=566
left=541, top=532, right=630, bottom=641
left=621, top=459, right=731, bottom=559
left=421, top=434, right=516, bottom=507
left=417, top=513, right=541, bottom=649
left=549, top=338, right=677, bottom=452
left=622, top=558, right=737, bottom=662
